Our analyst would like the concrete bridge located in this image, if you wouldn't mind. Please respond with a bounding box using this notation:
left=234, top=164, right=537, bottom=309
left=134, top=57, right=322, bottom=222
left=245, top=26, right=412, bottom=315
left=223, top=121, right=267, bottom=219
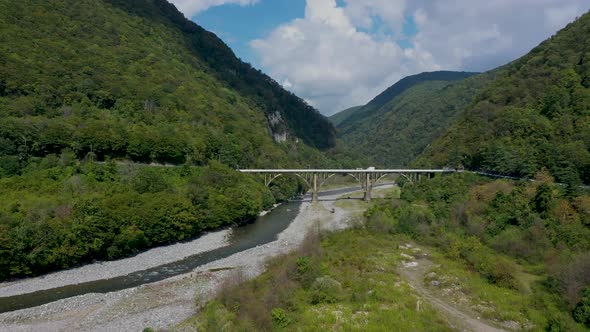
left=239, top=168, right=457, bottom=202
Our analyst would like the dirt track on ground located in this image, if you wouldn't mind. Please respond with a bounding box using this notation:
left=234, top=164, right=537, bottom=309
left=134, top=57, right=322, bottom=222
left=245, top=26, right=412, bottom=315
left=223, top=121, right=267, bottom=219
left=398, top=254, right=505, bottom=332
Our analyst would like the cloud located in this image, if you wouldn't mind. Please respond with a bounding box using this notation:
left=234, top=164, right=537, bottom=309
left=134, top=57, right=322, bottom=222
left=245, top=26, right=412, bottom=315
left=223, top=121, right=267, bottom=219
left=343, top=0, right=407, bottom=33
left=407, top=0, right=588, bottom=71
left=250, top=0, right=589, bottom=115
left=251, top=0, right=437, bottom=115
left=545, top=4, right=584, bottom=30
left=169, top=0, right=259, bottom=17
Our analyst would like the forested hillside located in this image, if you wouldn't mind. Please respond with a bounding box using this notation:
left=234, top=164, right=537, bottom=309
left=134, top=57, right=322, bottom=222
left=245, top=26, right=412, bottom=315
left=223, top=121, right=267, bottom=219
left=334, top=71, right=486, bottom=167
left=336, top=71, right=477, bottom=131
left=418, top=11, right=590, bottom=188
left=104, top=0, right=336, bottom=150
left=0, top=0, right=335, bottom=171
left=0, top=0, right=335, bottom=280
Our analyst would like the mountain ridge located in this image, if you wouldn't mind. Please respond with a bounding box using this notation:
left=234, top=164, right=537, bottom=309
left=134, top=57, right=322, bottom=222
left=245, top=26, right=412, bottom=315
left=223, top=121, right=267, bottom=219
left=336, top=71, right=478, bottom=131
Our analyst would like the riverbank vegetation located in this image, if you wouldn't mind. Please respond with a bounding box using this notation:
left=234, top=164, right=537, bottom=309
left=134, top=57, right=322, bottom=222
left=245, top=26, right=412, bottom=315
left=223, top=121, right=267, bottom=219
left=0, top=157, right=305, bottom=281
left=186, top=173, right=590, bottom=331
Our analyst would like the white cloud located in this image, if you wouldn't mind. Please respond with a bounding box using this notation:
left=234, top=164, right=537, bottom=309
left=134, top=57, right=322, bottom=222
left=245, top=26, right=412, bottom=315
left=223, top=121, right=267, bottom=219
left=545, top=5, right=583, bottom=30
left=249, top=0, right=589, bottom=115
left=281, top=79, right=293, bottom=89
left=169, top=0, right=259, bottom=17
left=343, top=0, right=407, bottom=34
left=407, top=0, right=588, bottom=71
left=251, top=0, right=437, bottom=115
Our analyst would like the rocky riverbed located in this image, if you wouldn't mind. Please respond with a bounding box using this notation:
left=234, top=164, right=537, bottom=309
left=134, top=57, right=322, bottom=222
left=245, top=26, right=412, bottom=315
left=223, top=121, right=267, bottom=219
left=0, top=230, right=231, bottom=298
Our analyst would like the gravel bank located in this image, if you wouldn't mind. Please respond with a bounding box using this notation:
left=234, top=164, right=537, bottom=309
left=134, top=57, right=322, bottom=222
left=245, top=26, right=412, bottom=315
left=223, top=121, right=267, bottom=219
left=0, top=186, right=391, bottom=332
left=0, top=229, right=231, bottom=297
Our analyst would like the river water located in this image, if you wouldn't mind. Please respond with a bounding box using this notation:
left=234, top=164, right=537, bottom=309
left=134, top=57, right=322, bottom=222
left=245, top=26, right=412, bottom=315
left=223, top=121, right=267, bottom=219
left=0, top=186, right=365, bottom=313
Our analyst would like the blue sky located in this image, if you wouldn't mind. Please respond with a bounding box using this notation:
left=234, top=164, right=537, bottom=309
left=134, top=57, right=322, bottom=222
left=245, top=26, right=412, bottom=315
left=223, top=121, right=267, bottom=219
left=170, top=0, right=590, bottom=115
left=193, top=0, right=306, bottom=67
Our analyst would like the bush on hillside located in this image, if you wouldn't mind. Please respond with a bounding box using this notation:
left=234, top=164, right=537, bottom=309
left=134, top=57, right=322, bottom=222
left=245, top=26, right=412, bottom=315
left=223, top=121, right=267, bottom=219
left=310, top=276, right=342, bottom=304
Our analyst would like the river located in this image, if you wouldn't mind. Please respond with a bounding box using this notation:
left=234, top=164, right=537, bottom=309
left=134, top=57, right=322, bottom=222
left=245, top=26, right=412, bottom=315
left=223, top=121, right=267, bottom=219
left=0, top=186, right=369, bottom=314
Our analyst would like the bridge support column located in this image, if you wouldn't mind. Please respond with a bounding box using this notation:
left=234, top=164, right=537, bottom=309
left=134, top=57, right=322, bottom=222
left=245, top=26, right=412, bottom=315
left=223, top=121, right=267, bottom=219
left=363, top=173, right=372, bottom=202
left=312, top=173, right=319, bottom=203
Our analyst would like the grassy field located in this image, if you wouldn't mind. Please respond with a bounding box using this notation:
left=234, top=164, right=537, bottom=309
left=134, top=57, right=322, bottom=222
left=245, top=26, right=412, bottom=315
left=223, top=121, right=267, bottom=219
left=178, top=229, right=453, bottom=331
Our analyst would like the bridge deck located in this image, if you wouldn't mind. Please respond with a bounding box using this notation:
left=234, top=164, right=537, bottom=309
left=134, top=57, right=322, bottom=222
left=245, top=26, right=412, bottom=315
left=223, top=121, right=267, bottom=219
left=239, top=169, right=455, bottom=174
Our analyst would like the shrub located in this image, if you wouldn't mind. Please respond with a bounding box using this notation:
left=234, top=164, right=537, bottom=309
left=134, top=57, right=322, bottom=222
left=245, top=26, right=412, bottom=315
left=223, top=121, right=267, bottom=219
left=454, top=236, right=520, bottom=289
left=573, top=196, right=590, bottom=226
left=532, top=183, right=555, bottom=215
left=130, top=167, right=170, bottom=193
left=392, top=204, right=435, bottom=236
left=545, top=313, right=577, bottom=332
left=298, top=227, right=321, bottom=257
left=0, top=155, right=20, bottom=176
left=367, top=208, right=396, bottom=234
left=491, top=225, right=551, bottom=262
left=198, top=302, right=236, bottom=331
left=573, top=286, right=590, bottom=327
left=310, top=276, right=342, bottom=304
left=271, top=308, right=290, bottom=328
left=484, top=258, right=520, bottom=290
left=296, top=256, right=311, bottom=275
left=548, top=252, right=590, bottom=307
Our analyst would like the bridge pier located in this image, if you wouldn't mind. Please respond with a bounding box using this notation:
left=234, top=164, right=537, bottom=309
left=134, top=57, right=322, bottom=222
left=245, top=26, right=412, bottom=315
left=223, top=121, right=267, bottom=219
left=312, top=173, right=319, bottom=203
left=363, top=172, right=372, bottom=202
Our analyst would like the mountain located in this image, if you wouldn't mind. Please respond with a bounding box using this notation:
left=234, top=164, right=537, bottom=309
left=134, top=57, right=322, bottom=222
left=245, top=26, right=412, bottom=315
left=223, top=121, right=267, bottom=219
left=0, top=0, right=335, bottom=171
left=417, top=11, right=590, bottom=187
left=337, top=71, right=478, bottom=130
left=335, top=71, right=484, bottom=167
left=329, top=106, right=362, bottom=126
left=363, top=71, right=477, bottom=113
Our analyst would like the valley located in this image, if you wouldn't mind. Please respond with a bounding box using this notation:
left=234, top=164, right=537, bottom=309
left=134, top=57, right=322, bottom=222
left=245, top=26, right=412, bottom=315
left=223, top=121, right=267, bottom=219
left=0, top=0, right=589, bottom=331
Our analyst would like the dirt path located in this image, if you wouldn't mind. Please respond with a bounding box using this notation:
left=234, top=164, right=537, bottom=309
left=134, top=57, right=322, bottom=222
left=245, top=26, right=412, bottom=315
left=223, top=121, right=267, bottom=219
left=398, top=253, right=505, bottom=332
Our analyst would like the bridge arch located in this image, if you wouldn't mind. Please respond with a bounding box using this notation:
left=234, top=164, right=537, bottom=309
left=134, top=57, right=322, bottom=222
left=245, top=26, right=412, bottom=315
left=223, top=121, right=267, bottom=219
left=373, top=173, right=394, bottom=186
left=318, top=173, right=364, bottom=194
left=398, top=173, right=414, bottom=185
left=265, top=173, right=284, bottom=187
left=293, top=173, right=312, bottom=189
left=265, top=173, right=312, bottom=193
